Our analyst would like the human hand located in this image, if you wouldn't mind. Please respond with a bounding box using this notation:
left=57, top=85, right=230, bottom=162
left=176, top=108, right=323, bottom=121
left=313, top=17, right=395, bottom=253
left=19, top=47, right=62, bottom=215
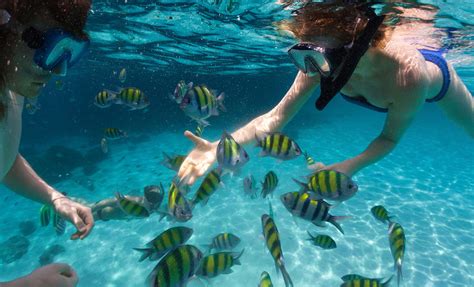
left=311, top=161, right=354, bottom=177
left=7, top=263, right=78, bottom=287
left=53, top=197, right=94, bottom=240
left=177, top=130, right=218, bottom=186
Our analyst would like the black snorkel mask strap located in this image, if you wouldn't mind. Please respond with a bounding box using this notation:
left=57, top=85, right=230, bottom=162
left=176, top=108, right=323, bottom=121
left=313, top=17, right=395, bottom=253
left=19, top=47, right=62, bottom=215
left=316, top=6, right=385, bottom=111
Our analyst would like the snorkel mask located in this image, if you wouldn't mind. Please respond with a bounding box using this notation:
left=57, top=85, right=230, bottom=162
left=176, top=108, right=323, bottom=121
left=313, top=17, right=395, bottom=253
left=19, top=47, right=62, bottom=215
left=22, top=26, right=90, bottom=75
left=288, top=4, right=385, bottom=110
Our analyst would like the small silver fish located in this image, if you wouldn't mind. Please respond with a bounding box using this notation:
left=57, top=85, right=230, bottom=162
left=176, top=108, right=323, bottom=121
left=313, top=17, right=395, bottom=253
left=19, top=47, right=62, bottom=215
left=119, top=68, right=127, bottom=83
left=243, top=175, right=257, bottom=199
left=100, top=138, right=108, bottom=154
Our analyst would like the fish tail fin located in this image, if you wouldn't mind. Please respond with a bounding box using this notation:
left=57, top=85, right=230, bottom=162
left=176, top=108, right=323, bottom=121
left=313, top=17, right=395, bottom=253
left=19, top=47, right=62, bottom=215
left=383, top=275, right=394, bottom=287
left=292, top=178, right=308, bottom=192
left=133, top=247, right=152, bottom=262
left=217, top=92, right=226, bottom=112
left=306, top=230, right=316, bottom=241
left=146, top=267, right=158, bottom=287
left=233, top=248, right=245, bottom=265
left=328, top=215, right=350, bottom=235
left=278, top=260, right=294, bottom=287
left=197, top=118, right=210, bottom=127
left=396, top=259, right=403, bottom=287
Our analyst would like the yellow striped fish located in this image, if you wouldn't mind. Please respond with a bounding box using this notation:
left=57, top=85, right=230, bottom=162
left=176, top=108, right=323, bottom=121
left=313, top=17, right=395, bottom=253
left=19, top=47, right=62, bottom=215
left=192, top=168, right=222, bottom=207
left=195, top=124, right=205, bottom=137
left=294, top=170, right=358, bottom=202
left=133, top=226, right=193, bottom=262
left=196, top=249, right=244, bottom=278
left=115, top=192, right=150, bottom=217
left=216, top=131, right=249, bottom=172
left=164, top=181, right=192, bottom=222
left=94, top=90, right=115, bottom=108
left=256, top=132, right=302, bottom=160
left=39, top=205, right=66, bottom=235
left=259, top=271, right=273, bottom=287
left=115, top=87, right=149, bottom=110
left=371, top=205, right=393, bottom=224
left=280, top=192, right=348, bottom=234
left=261, top=214, right=293, bottom=287
left=261, top=171, right=278, bottom=199
left=147, top=244, right=203, bottom=287
left=161, top=152, right=186, bottom=172
left=40, top=205, right=51, bottom=227
left=303, top=151, right=316, bottom=166
left=104, top=128, right=127, bottom=140
left=340, top=275, right=393, bottom=287
left=172, top=80, right=193, bottom=104
left=306, top=232, right=336, bottom=249
left=206, top=232, right=241, bottom=252
left=179, top=83, right=225, bottom=126
left=388, top=222, right=405, bottom=287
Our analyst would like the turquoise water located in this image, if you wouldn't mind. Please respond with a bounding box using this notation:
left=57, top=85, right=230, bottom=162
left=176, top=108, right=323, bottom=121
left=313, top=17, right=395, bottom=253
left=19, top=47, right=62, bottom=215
left=1, top=1, right=474, bottom=286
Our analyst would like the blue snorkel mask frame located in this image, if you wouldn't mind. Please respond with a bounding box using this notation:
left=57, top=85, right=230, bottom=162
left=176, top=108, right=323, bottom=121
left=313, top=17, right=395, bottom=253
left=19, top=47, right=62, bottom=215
left=22, top=26, right=90, bottom=74
left=288, top=3, right=385, bottom=111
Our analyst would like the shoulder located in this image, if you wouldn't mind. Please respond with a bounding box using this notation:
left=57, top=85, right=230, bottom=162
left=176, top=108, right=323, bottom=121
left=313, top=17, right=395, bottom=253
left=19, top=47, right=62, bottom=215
left=383, top=42, right=430, bottom=91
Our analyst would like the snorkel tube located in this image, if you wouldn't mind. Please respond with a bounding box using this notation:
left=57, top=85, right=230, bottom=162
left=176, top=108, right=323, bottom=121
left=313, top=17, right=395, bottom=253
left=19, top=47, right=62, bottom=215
left=315, top=4, right=385, bottom=110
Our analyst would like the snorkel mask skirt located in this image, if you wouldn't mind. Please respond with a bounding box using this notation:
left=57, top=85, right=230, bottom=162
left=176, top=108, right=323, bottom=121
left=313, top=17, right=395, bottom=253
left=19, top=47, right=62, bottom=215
left=288, top=4, right=385, bottom=110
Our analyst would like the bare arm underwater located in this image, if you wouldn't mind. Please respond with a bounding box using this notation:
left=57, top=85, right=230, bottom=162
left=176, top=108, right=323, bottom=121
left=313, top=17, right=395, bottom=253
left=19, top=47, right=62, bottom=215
left=178, top=71, right=320, bottom=185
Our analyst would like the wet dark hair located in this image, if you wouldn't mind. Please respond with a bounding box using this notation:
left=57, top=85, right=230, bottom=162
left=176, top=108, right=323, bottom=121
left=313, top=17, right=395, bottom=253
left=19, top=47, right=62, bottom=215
left=277, top=2, right=390, bottom=48
left=0, top=0, right=91, bottom=119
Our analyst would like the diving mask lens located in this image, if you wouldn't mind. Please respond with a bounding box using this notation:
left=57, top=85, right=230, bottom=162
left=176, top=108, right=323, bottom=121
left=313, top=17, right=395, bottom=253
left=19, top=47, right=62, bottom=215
left=23, top=27, right=89, bottom=71
left=288, top=43, right=332, bottom=76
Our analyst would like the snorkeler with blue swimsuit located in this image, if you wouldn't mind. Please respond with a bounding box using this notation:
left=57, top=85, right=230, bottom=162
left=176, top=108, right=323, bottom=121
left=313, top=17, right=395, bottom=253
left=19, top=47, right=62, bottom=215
left=178, top=2, right=473, bottom=185
left=0, top=1, right=93, bottom=286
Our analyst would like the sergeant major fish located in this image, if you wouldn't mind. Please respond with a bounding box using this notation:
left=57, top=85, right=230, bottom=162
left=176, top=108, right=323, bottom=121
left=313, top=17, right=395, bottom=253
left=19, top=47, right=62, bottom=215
left=340, top=274, right=393, bottom=287
left=259, top=271, right=273, bottom=287
left=161, top=152, right=186, bottom=172
left=115, top=192, right=150, bottom=217
left=280, top=192, right=348, bottom=234
left=306, top=232, right=336, bottom=249
left=216, top=131, right=249, bottom=172
left=261, top=214, right=293, bottom=287
left=176, top=82, right=225, bottom=127
left=104, top=128, right=127, bottom=140
left=196, top=250, right=244, bottom=279
left=94, top=90, right=116, bottom=108
left=191, top=168, right=222, bottom=207
left=294, top=170, right=358, bottom=202
left=261, top=171, right=278, bottom=199
left=255, top=132, right=301, bottom=160
left=113, top=87, right=150, bottom=110
left=146, top=244, right=203, bottom=287
left=160, top=181, right=193, bottom=222
left=133, top=226, right=193, bottom=262
left=388, top=222, right=406, bottom=287
left=204, top=232, right=241, bottom=253
left=371, top=205, right=393, bottom=224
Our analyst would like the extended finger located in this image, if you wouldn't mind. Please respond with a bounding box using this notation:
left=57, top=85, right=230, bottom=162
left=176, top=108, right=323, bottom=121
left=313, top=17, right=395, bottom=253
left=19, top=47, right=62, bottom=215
left=70, top=212, right=87, bottom=240
left=184, top=130, right=206, bottom=146
left=78, top=208, right=94, bottom=239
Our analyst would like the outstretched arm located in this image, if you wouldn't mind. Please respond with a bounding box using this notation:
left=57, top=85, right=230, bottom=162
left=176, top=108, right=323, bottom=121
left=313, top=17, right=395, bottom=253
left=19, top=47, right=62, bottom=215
left=2, top=155, right=94, bottom=239
left=178, top=71, right=320, bottom=185
left=322, top=85, right=426, bottom=177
